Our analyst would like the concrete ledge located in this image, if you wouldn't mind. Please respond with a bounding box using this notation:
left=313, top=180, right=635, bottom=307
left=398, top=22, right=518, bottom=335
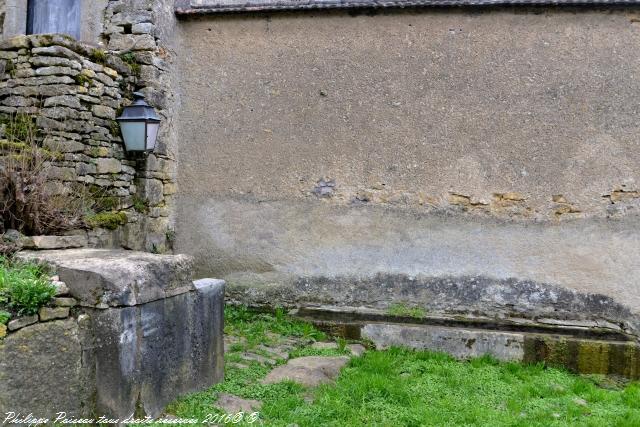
left=88, top=281, right=225, bottom=418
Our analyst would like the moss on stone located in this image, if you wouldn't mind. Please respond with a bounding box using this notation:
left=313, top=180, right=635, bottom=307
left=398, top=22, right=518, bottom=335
left=109, top=120, right=121, bottom=137
left=89, top=49, right=107, bottom=65
left=119, top=52, right=141, bottom=77
left=95, top=196, right=120, bottom=211
left=85, top=211, right=127, bottom=230
left=74, top=73, right=92, bottom=87
left=4, top=59, right=16, bottom=78
left=88, top=146, right=109, bottom=158
left=0, top=140, right=27, bottom=152
left=523, top=335, right=640, bottom=379
left=132, top=196, right=148, bottom=213
left=577, top=341, right=610, bottom=376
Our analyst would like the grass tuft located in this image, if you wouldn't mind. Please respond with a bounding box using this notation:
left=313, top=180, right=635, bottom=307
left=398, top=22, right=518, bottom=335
left=0, top=257, right=54, bottom=316
left=387, top=303, right=427, bottom=319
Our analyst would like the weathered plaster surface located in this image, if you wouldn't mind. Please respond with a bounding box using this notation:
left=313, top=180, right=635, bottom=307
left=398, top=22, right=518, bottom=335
left=174, top=9, right=640, bottom=321
left=181, top=198, right=640, bottom=313
left=176, top=10, right=640, bottom=219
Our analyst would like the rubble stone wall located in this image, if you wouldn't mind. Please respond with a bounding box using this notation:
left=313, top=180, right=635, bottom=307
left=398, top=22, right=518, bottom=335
left=0, top=0, right=179, bottom=252
left=0, top=32, right=174, bottom=251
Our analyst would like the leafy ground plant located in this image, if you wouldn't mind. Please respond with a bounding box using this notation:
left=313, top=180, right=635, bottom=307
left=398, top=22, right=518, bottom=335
left=148, top=306, right=640, bottom=427
left=0, top=256, right=54, bottom=316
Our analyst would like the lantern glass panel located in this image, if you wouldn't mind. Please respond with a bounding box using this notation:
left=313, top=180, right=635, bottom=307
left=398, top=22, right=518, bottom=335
left=146, top=122, right=160, bottom=150
left=120, top=121, right=146, bottom=151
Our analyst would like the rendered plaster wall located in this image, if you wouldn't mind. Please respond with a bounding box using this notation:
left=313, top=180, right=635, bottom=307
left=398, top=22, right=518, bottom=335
left=174, top=9, right=640, bottom=318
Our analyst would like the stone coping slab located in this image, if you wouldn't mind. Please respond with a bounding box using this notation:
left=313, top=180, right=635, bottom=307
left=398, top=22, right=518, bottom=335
left=18, top=249, right=195, bottom=307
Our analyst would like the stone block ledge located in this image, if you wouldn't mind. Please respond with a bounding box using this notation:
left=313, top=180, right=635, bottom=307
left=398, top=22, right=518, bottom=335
left=17, top=249, right=196, bottom=307
left=3, top=249, right=225, bottom=419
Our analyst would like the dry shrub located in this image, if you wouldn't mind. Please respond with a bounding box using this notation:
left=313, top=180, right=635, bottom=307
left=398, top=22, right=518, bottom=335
left=0, top=113, right=88, bottom=235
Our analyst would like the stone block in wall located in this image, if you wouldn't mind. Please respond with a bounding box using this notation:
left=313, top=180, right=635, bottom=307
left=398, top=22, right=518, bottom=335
left=0, top=35, right=30, bottom=50
left=145, top=216, right=170, bottom=251
left=121, top=218, right=145, bottom=251
left=43, top=137, right=85, bottom=153
left=108, top=33, right=156, bottom=51
left=13, top=68, right=35, bottom=78
left=75, top=161, right=97, bottom=175
left=163, top=182, right=177, bottom=195
left=38, top=306, right=70, bottom=321
left=96, top=157, right=122, bottom=174
left=7, top=315, right=39, bottom=331
left=138, top=64, right=159, bottom=82
left=1, top=95, right=33, bottom=107
left=34, top=66, right=79, bottom=77
left=92, top=104, right=116, bottom=120
left=138, top=177, right=164, bottom=206
left=87, top=227, right=120, bottom=249
left=89, top=278, right=224, bottom=418
left=30, top=55, right=82, bottom=70
left=47, top=166, right=77, bottom=181
left=132, top=22, right=155, bottom=35
left=43, top=180, right=70, bottom=196
left=23, top=235, right=88, bottom=250
left=0, top=319, right=89, bottom=417
left=32, top=45, right=83, bottom=61
left=43, top=94, right=82, bottom=109
left=93, top=72, right=117, bottom=87
left=110, top=10, right=154, bottom=27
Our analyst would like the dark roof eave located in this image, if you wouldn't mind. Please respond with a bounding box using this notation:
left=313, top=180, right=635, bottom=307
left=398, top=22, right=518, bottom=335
left=175, top=0, right=640, bottom=15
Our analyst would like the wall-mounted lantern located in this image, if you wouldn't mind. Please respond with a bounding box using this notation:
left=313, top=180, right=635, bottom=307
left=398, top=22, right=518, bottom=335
left=116, top=92, right=161, bottom=153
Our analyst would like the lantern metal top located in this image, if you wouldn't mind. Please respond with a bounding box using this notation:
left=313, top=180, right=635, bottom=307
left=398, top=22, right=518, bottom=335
left=116, top=92, right=160, bottom=123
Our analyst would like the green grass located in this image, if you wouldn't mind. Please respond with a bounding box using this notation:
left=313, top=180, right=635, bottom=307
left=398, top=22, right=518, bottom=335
left=0, top=257, right=54, bottom=316
left=155, top=306, right=640, bottom=427
left=387, top=303, right=427, bottom=319
left=224, top=305, right=326, bottom=348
